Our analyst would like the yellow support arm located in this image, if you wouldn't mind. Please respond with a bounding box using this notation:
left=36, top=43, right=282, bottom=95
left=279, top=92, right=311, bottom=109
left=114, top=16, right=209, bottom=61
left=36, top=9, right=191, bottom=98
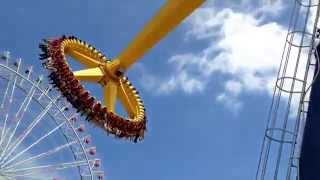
left=104, top=81, right=118, bottom=112
left=65, top=48, right=103, bottom=67
left=116, top=0, right=205, bottom=70
left=73, top=67, right=105, bottom=82
left=118, top=80, right=136, bottom=119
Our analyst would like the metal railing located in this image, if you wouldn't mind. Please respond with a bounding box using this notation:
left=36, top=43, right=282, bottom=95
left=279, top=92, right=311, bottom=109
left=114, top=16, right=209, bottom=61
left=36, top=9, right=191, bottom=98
left=256, top=0, right=320, bottom=179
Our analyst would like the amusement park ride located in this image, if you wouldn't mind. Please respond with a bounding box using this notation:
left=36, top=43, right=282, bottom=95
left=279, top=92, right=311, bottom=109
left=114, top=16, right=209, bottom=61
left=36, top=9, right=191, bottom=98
left=0, top=52, right=104, bottom=179
left=1, top=0, right=320, bottom=179
left=0, top=1, right=204, bottom=179
left=39, top=0, right=205, bottom=143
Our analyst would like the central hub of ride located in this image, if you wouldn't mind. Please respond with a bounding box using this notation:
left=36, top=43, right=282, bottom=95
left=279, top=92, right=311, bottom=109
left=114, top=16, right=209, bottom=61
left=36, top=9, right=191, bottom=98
left=103, top=60, right=122, bottom=82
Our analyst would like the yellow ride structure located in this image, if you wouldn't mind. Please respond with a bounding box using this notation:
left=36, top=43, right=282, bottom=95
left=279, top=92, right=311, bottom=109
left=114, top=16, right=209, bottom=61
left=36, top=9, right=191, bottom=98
left=40, top=0, right=205, bottom=142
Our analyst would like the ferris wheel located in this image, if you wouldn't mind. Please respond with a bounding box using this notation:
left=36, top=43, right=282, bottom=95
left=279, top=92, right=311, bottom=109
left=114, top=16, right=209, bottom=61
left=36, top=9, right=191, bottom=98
left=0, top=51, right=103, bottom=179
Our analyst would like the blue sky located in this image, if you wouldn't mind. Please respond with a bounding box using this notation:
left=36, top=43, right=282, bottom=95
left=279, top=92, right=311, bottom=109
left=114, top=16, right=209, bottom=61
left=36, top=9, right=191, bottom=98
left=0, top=0, right=295, bottom=179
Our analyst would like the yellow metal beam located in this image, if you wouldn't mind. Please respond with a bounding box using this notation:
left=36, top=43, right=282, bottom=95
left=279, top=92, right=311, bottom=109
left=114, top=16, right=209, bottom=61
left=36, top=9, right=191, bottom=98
left=73, top=67, right=105, bottom=82
left=66, top=48, right=103, bottom=67
left=118, top=80, right=136, bottom=119
left=104, top=81, right=118, bottom=113
left=116, top=0, right=205, bottom=70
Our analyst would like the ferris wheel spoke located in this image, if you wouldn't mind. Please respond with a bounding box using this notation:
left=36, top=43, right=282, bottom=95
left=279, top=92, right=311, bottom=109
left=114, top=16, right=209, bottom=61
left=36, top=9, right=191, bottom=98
left=1, top=74, right=13, bottom=108
left=0, top=172, right=16, bottom=179
left=37, top=85, right=53, bottom=101
left=2, top=171, right=54, bottom=180
left=0, top=114, right=9, bottom=154
left=16, top=76, right=41, bottom=117
left=81, top=171, right=104, bottom=179
left=103, top=81, right=118, bottom=113
left=0, top=60, right=24, bottom=148
left=1, top=78, right=40, bottom=164
left=4, top=136, right=88, bottom=170
left=0, top=77, right=13, bottom=150
left=73, top=67, right=105, bottom=82
left=1, top=119, right=67, bottom=168
left=0, top=61, right=24, bottom=161
left=8, top=58, right=21, bottom=104
left=4, top=159, right=98, bottom=173
left=0, top=96, right=60, bottom=165
left=19, top=66, right=33, bottom=87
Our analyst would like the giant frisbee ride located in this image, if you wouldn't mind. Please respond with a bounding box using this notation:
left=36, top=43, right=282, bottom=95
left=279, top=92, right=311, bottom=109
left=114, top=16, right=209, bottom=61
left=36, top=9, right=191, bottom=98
left=40, top=0, right=205, bottom=142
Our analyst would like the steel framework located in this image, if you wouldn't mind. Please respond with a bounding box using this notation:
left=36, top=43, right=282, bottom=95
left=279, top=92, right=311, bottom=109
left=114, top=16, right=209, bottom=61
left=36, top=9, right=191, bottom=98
left=257, top=0, right=320, bottom=179
left=0, top=51, right=103, bottom=179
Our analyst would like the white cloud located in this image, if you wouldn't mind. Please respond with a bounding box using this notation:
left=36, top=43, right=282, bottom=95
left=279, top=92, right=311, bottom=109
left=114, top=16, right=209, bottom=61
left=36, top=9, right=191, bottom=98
left=258, top=0, right=285, bottom=16
left=165, top=8, right=287, bottom=109
left=216, top=80, right=243, bottom=113
left=131, top=62, right=205, bottom=95
left=158, top=71, right=205, bottom=94
left=216, top=93, right=243, bottom=113
left=186, top=8, right=231, bottom=40
left=138, top=7, right=286, bottom=97
left=225, top=80, right=243, bottom=96
left=136, top=2, right=316, bottom=113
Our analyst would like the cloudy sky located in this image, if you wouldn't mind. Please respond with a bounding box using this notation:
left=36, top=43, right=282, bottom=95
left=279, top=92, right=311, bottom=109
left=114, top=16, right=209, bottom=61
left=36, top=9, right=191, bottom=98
left=0, top=0, right=308, bottom=179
